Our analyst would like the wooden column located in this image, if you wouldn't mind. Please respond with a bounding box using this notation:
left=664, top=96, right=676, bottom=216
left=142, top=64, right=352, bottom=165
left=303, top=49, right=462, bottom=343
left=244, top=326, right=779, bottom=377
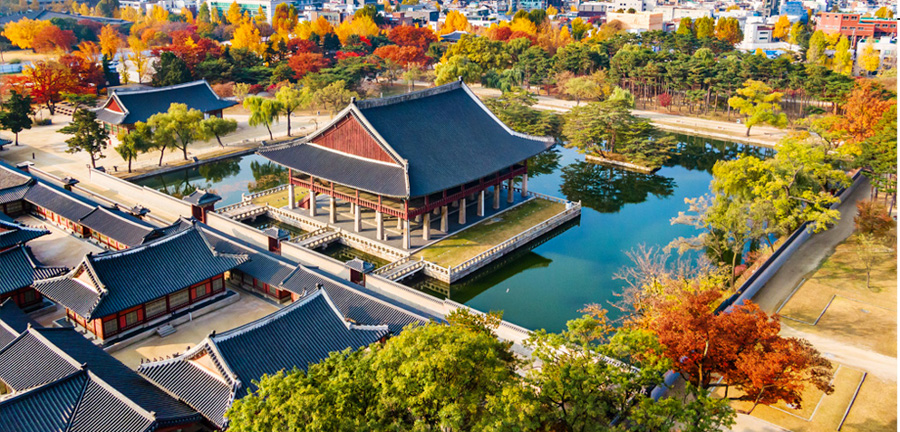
left=422, top=212, right=430, bottom=240
left=493, top=184, right=500, bottom=210
left=521, top=173, right=529, bottom=198
left=458, top=198, right=466, bottom=225
left=309, top=190, right=317, bottom=216
left=477, top=190, right=485, bottom=217
left=353, top=203, right=361, bottom=232
left=376, top=211, right=384, bottom=240
left=506, top=178, right=514, bottom=204
left=329, top=196, right=336, bottom=224
left=440, top=205, right=448, bottom=232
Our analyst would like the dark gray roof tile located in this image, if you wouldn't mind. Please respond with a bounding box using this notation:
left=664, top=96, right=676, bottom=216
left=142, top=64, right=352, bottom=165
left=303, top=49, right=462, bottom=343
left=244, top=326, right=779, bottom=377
left=94, top=80, right=236, bottom=125
left=0, top=245, right=67, bottom=296
left=78, top=206, right=161, bottom=247
left=0, top=218, right=50, bottom=250
left=24, top=183, right=95, bottom=222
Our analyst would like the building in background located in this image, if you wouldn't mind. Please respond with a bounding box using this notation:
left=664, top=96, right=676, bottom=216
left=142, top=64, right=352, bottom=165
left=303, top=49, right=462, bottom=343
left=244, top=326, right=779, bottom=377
left=605, top=11, right=664, bottom=31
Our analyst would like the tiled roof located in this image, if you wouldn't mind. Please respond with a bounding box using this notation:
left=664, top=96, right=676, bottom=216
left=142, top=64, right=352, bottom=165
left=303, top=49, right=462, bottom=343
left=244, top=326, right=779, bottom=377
left=0, top=245, right=67, bottom=295
left=259, top=143, right=409, bottom=197
left=139, top=290, right=389, bottom=428
left=260, top=81, right=553, bottom=198
left=0, top=162, right=31, bottom=191
left=182, top=189, right=222, bottom=206
left=0, top=217, right=50, bottom=250
left=78, top=206, right=161, bottom=247
left=34, top=225, right=248, bottom=319
left=0, top=327, right=201, bottom=430
left=23, top=182, right=95, bottom=222
left=0, top=184, right=29, bottom=205
left=94, top=80, right=236, bottom=125
left=0, top=300, right=36, bottom=348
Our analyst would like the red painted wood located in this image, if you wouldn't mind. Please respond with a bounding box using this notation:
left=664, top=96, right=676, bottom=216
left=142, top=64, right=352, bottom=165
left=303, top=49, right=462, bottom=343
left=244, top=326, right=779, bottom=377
left=106, top=98, right=123, bottom=113
left=312, top=115, right=395, bottom=163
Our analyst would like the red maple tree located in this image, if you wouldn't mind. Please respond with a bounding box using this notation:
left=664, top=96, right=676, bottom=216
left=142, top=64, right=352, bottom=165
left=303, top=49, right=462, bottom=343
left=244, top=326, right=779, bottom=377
left=32, top=25, right=76, bottom=54
left=287, top=52, right=331, bottom=79
left=388, top=25, right=437, bottom=52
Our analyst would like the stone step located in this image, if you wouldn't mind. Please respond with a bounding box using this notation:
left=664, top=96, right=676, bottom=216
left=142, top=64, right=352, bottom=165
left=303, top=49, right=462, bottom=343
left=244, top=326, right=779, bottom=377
left=156, top=324, right=177, bottom=338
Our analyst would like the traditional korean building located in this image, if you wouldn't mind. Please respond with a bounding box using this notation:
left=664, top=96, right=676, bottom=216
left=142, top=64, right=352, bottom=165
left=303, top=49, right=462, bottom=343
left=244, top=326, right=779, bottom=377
left=0, top=213, right=49, bottom=251
left=33, top=224, right=248, bottom=342
left=259, top=80, right=554, bottom=249
left=0, top=245, right=67, bottom=310
left=0, top=162, right=33, bottom=216
left=0, top=326, right=205, bottom=431
left=78, top=206, right=166, bottom=250
left=137, top=289, right=392, bottom=429
left=0, top=299, right=35, bottom=348
left=93, top=80, right=237, bottom=135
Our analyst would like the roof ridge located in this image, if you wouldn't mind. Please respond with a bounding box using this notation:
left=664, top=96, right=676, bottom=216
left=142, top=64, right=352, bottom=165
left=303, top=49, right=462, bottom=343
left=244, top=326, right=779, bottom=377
left=317, top=287, right=389, bottom=333
left=112, top=80, right=210, bottom=96
left=81, top=370, right=158, bottom=424
left=89, top=225, right=195, bottom=261
left=306, top=268, right=433, bottom=323
left=25, top=327, right=85, bottom=371
left=213, top=290, right=325, bottom=342
left=0, top=367, right=88, bottom=408
left=459, top=83, right=556, bottom=144
left=83, top=206, right=155, bottom=231
left=354, top=81, right=463, bottom=109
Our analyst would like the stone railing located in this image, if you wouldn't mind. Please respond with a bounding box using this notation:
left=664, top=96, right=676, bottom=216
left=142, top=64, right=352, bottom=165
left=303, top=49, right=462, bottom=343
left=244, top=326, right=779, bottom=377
left=448, top=202, right=582, bottom=277
left=266, top=206, right=330, bottom=231
left=293, top=226, right=331, bottom=243
left=229, top=206, right=267, bottom=221
left=304, top=231, right=341, bottom=249
left=242, top=184, right=288, bottom=202
left=216, top=200, right=255, bottom=214
left=373, top=256, right=412, bottom=276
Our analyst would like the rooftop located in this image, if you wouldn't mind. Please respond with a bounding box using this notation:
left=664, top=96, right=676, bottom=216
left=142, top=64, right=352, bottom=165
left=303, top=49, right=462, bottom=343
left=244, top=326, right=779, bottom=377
left=93, top=80, right=237, bottom=126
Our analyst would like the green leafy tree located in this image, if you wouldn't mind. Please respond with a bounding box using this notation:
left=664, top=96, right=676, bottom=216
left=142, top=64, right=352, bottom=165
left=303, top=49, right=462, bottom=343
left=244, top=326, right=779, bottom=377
left=806, top=30, right=828, bottom=65
left=148, top=103, right=204, bottom=160
left=694, top=16, right=715, bottom=38
left=563, top=88, right=676, bottom=169
left=311, top=81, right=357, bottom=116
left=676, top=17, right=693, bottom=36
left=434, top=55, right=483, bottom=85
left=152, top=51, right=192, bottom=87
left=116, top=122, right=153, bottom=172
left=244, top=95, right=282, bottom=140
left=274, top=85, right=309, bottom=137
left=483, top=90, right=562, bottom=138
left=59, top=109, right=109, bottom=168
left=199, top=116, right=239, bottom=147
left=832, top=36, right=853, bottom=75
left=728, top=79, right=788, bottom=136
left=562, top=76, right=602, bottom=105
left=0, top=90, right=33, bottom=146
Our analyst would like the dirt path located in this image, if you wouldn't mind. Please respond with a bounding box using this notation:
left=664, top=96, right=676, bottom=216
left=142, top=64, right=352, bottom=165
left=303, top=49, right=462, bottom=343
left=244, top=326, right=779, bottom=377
left=780, top=324, right=897, bottom=381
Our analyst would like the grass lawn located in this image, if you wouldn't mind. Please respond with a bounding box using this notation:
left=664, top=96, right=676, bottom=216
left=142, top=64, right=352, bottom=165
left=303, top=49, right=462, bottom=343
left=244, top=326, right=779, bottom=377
left=724, top=365, right=865, bottom=431
left=414, top=199, right=565, bottom=268
left=250, top=188, right=305, bottom=208
left=841, top=374, right=898, bottom=432
left=778, top=231, right=897, bottom=356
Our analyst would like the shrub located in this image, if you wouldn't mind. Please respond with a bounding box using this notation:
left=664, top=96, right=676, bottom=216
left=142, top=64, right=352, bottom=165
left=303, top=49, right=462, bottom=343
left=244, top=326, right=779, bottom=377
left=211, top=82, right=234, bottom=98
left=32, top=118, right=51, bottom=126
left=854, top=200, right=894, bottom=238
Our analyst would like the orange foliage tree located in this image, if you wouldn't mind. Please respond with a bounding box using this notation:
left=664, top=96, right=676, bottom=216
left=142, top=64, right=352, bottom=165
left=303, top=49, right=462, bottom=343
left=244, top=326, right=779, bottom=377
left=830, top=80, right=896, bottom=155
left=287, top=52, right=330, bottom=79
left=98, top=24, right=124, bottom=59
left=32, top=25, right=77, bottom=53
left=650, top=291, right=834, bottom=414
left=373, top=44, right=426, bottom=67
left=388, top=25, right=437, bottom=52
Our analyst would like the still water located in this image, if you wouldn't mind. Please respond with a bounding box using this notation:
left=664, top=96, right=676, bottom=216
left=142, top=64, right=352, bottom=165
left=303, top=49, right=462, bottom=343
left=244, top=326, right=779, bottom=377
left=405, top=135, right=772, bottom=331
left=133, top=136, right=772, bottom=332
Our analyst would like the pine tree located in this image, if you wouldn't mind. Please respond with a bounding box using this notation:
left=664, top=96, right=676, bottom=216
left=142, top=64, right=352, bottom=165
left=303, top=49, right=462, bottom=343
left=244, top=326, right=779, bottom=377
left=0, top=91, right=33, bottom=146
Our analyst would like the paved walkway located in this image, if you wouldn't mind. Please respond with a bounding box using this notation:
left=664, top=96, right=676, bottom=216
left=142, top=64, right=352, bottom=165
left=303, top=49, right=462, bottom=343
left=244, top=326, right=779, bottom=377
left=751, top=177, right=872, bottom=312
left=465, top=85, right=790, bottom=148
left=780, top=324, right=897, bottom=381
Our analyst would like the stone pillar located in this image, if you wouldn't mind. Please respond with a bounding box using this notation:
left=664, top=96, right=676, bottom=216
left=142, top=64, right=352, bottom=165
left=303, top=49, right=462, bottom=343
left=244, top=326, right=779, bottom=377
left=440, top=206, right=448, bottom=232
left=309, top=191, right=317, bottom=217
left=376, top=211, right=384, bottom=240
left=353, top=203, right=361, bottom=232
left=521, top=174, right=528, bottom=198
left=477, top=190, right=485, bottom=217
left=288, top=184, right=295, bottom=209
left=397, top=216, right=403, bottom=229
left=458, top=198, right=466, bottom=225
left=507, top=178, right=514, bottom=204
left=493, top=184, right=500, bottom=210
left=422, top=213, right=430, bottom=240
left=329, top=197, right=336, bottom=224
left=403, top=219, right=410, bottom=249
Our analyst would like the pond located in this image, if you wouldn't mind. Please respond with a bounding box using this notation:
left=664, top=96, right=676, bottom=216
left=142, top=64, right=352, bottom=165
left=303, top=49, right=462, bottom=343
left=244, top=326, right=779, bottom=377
left=404, top=134, right=773, bottom=332
left=133, top=135, right=773, bottom=332
left=133, top=154, right=284, bottom=207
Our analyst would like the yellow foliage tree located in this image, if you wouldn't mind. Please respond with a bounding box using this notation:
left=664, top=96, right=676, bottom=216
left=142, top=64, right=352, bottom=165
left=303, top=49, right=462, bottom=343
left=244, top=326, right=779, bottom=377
left=99, top=25, right=122, bottom=59
left=232, top=21, right=266, bottom=55
left=127, top=36, right=150, bottom=83
left=227, top=1, right=244, bottom=25
left=334, top=15, right=379, bottom=44
left=150, top=5, right=169, bottom=23
left=254, top=5, right=267, bottom=25
left=772, top=15, right=790, bottom=40
left=859, top=39, right=881, bottom=73
left=546, top=5, right=558, bottom=16
left=182, top=8, right=194, bottom=23
left=120, top=6, right=142, bottom=21
left=77, top=2, right=90, bottom=16
left=441, top=10, right=469, bottom=34
left=75, top=41, right=99, bottom=62
left=2, top=18, right=51, bottom=50
left=508, top=16, right=537, bottom=34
